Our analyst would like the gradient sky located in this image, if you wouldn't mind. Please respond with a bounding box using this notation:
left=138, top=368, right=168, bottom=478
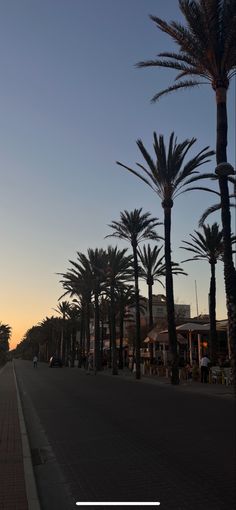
left=0, top=0, right=235, bottom=349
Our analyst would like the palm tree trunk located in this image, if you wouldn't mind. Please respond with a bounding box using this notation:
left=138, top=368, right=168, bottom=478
left=94, top=290, right=100, bottom=372
left=164, top=205, right=179, bottom=385
left=215, top=89, right=236, bottom=375
left=80, top=315, right=84, bottom=362
left=209, top=262, right=217, bottom=363
left=60, top=328, right=64, bottom=360
left=110, top=286, right=118, bottom=375
left=148, top=281, right=154, bottom=359
left=100, top=317, right=104, bottom=366
left=108, top=308, right=112, bottom=368
left=85, top=301, right=91, bottom=362
left=148, top=281, right=154, bottom=329
left=119, top=312, right=124, bottom=369
left=132, top=244, right=141, bottom=380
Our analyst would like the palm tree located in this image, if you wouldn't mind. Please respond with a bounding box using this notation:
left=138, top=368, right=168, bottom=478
left=117, top=133, right=213, bottom=384
left=181, top=223, right=224, bottom=361
left=66, top=304, right=81, bottom=364
left=105, top=246, right=133, bottom=375
left=39, top=316, right=61, bottom=360
left=68, top=249, right=107, bottom=372
left=107, top=208, right=161, bottom=379
left=53, top=301, right=71, bottom=360
left=59, top=270, right=93, bottom=363
left=138, top=245, right=165, bottom=330
left=137, top=0, right=236, bottom=363
left=138, top=244, right=187, bottom=330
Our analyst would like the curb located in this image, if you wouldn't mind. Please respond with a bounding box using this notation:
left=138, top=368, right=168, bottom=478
left=13, top=362, right=41, bottom=510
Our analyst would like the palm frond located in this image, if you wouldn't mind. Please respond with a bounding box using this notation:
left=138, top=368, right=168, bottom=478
left=175, top=185, right=220, bottom=199
left=151, top=80, right=203, bottom=102
left=199, top=201, right=236, bottom=226
left=116, top=161, right=157, bottom=193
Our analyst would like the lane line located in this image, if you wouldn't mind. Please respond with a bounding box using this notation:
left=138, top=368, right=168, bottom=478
left=13, top=361, right=42, bottom=510
left=76, top=503, right=160, bottom=506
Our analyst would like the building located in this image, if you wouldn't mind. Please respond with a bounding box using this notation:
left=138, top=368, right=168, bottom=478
left=150, top=294, right=191, bottom=322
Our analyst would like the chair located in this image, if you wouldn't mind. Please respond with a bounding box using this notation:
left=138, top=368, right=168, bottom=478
left=222, top=368, right=233, bottom=386
left=210, top=366, right=222, bottom=384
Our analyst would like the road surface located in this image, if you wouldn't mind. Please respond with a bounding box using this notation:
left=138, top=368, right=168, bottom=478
left=15, top=360, right=235, bottom=510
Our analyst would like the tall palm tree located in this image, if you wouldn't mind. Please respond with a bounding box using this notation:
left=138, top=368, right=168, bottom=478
left=105, top=246, right=133, bottom=375
left=117, top=133, right=213, bottom=384
left=137, top=0, right=236, bottom=363
left=107, top=208, right=161, bottom=379
left=181, top=223, right=224, bottom=361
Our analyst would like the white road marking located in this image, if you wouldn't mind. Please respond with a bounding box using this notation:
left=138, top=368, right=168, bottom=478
left=76, top=503, right=160, bottom=506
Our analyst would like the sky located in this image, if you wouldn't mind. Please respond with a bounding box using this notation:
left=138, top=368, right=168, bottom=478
left=0, top=0, right=235, bottom=349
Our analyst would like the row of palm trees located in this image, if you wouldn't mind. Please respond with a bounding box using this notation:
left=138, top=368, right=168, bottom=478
left=0, top=322, right=11, bottom=365
left=58, top=206, right=231, bottom=383
left=13, top=313, right=80, bottom=363
left=58, top=233, right=153, bottom=378
left=58, top=217, right=194, bottom=380
left=135, top=0, right=236, bottom=379
left=13, top=212, right=230, bottom=381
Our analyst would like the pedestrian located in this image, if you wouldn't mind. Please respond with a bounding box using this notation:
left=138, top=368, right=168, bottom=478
left=33, top=355, right=38, bottom=368
left=200, top=355, right=210, bottom=383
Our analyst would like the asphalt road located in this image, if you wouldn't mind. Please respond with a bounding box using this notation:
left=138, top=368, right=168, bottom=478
left=15, top=360, right=235, bottom=510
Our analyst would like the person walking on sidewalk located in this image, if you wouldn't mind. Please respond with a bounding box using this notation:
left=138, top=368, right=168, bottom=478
left=200, top=355, right=210, bottom=383
left=33, top=355, right=38, bottom=368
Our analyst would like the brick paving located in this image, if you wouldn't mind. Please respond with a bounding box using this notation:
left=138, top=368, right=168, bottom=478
left=0, top=363, right=28, bottom=510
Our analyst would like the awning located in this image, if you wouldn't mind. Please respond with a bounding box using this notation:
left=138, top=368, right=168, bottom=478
left=176, top=323, right=210, bottom=332
left=144, top=332, right=187, bottom=345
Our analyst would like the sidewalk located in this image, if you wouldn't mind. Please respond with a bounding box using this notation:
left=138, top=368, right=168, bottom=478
left=98, top=367, right=235, bottom=398
left=0, top=362, right=28, bottom=510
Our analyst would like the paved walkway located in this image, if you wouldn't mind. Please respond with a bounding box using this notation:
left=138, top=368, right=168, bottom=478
left=0, top=363, right=28, bottom=510
left=98, top=367, right=235, bottom=398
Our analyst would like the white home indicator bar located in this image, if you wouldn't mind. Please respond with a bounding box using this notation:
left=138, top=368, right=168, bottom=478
left=76, top=503, right=160, bottom=506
